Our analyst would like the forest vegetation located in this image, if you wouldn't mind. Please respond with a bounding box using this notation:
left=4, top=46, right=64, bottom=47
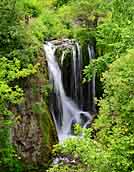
left=0, top=0, right=134, bottom=171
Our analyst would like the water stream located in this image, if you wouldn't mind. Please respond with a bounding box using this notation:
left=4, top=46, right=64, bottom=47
left=88, top=44, right=96, bottom=113
left=44, top=40, right=95, bottom=141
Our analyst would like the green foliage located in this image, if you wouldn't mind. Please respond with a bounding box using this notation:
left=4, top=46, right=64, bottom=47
left=55, top=0, right=71, bottom=7
left=84, top=0, right=134, bottom=80
left=0, top=135, right=23, bottom=172
left=31, top=0, right=106, bottom=42
left=41, top=10, right=72, bottom=39
left=0, top=0, right=40, bottom=170
left=48, top=49, right=134, bottom=172
left=93, top=50, right=134, bottom=171
left=23, top=0, right=42, bottom=17
left=1, top=0, right=134, bottom=171
left=97, top=49, right=134, bottom=132
left=48, top=164, right=87, bottom=172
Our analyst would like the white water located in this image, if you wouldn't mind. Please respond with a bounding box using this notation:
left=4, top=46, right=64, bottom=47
left=76, top=42, right=83, bottom=108
left=61, top=51, right=66, bottom=65
left=88, top=45, right=96, bottom=113
left=44, top=41, right=92, bottom=141
left=72, top=45, right=77, bottom=100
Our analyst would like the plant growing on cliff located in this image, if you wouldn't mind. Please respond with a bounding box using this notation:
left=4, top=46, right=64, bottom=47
left=0, top=0, right=40, bottom=171
left=47, top=49, right=134, bottom=172
left=84, top=0, right=134, bottom=80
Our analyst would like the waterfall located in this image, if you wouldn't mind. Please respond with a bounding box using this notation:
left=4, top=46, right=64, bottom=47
left=44, top=40, right=93, bottom=141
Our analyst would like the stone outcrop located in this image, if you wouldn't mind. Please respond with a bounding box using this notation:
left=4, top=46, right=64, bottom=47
left=12, top=55, right=58, bottom=169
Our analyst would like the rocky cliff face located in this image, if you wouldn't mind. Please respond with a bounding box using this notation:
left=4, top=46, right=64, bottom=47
left=12, top=55, right=58, bottom=169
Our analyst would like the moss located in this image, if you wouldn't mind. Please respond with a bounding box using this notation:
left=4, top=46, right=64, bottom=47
left=32, top=102, right=57, bottom=146
left=31, top=84, right=38, bottom=96
left=32, top=99, right=58, bottom=164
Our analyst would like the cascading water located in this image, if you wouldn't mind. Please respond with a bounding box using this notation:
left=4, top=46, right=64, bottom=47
left=44, top=40, right=95, bottom=141
left=88, top=45, right=96, bottom=113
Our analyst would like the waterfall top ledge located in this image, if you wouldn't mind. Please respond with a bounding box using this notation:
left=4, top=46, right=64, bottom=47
left=44, top=39, right=77, bottom=49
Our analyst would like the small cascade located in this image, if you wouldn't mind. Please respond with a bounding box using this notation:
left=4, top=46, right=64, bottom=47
left=76, top=42, right=83, bottom=108
left=44, top=40, right=95, bottom=141
left=88, top=45, right=96, bottom=113
left=72, top=45, right=77, bottom=101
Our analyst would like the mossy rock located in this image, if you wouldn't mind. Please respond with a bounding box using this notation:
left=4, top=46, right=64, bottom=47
left=12, top=55, right=58, bottom=170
